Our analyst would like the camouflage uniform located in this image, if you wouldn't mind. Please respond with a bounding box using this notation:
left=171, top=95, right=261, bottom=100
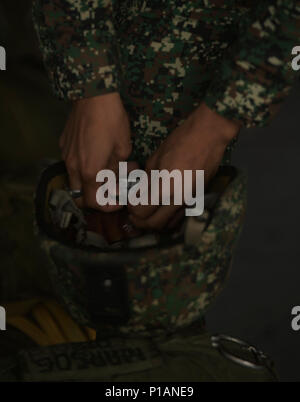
left=0, top=0, right=298, bottom=381
left=32, top=0, right=300, bottom=163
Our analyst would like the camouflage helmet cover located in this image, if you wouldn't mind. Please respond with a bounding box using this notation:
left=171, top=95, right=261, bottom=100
left=35, top=162, right=247, bottom=336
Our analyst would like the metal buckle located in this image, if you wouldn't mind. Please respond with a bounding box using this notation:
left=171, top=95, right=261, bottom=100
left=211, top=334, right=273, bottom=371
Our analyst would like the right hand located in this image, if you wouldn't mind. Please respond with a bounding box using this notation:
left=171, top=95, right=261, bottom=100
left=60, top=92, right=132, bottom=211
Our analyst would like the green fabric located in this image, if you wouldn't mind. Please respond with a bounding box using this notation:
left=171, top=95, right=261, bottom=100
left=33, top=0, right=299, bottom=145
left=117, top=332, right=277, bottom=382
left=0, top=330, right=277, bottom=382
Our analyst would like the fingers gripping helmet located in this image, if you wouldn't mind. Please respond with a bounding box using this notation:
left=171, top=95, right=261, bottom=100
left=35, top=162, right=247, bottom=336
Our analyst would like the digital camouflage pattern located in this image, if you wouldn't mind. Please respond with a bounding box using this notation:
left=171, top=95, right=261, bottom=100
left=36, top=166, right=247, bottom=336
left=0, top=1, right=281, bottom=382
left=32, top=0, right=300, bottom=163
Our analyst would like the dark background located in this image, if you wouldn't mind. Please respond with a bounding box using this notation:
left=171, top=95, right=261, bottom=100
left=206, top=85, right=300, bottom=382
left=0, top=0, right=299, bottom=381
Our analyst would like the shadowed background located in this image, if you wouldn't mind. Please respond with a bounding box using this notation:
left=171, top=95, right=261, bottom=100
left=206, top=84, right=300, bottom=382
left=0, top=0, right=299, bottom=381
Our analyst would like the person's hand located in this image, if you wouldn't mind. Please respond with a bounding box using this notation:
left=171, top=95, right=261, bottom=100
left=128, top=102, right=240, bottom=231
left=86, top=209, right=142, bottom=244
left=60, top=92, right=132, bottom=211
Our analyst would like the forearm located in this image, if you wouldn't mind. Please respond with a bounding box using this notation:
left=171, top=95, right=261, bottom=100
left=32, top=0, right=121, bottom=100
left=204, top=0, right=300, bottom=128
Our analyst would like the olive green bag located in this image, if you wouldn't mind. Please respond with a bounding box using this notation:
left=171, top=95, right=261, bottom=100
left=1, top=329, right=276, bottom=382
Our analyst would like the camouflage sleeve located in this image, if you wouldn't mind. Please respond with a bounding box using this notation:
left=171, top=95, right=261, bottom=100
left=32, top=0, right=121, bottom=100
left=204, top=0, right=300, bottom=128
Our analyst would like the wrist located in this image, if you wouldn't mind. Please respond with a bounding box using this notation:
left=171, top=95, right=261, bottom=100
left=190, top=102, right=240, bottom=145
left=73, top=92, right=129, bottom=125
left=74, top=92, right=122, bottom=111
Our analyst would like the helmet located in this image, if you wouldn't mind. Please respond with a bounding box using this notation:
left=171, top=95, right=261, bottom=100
left=34, top=162, right=247, bottom=336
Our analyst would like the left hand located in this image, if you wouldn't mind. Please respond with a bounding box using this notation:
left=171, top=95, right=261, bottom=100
left=128, top=102, right=240, bottom=231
